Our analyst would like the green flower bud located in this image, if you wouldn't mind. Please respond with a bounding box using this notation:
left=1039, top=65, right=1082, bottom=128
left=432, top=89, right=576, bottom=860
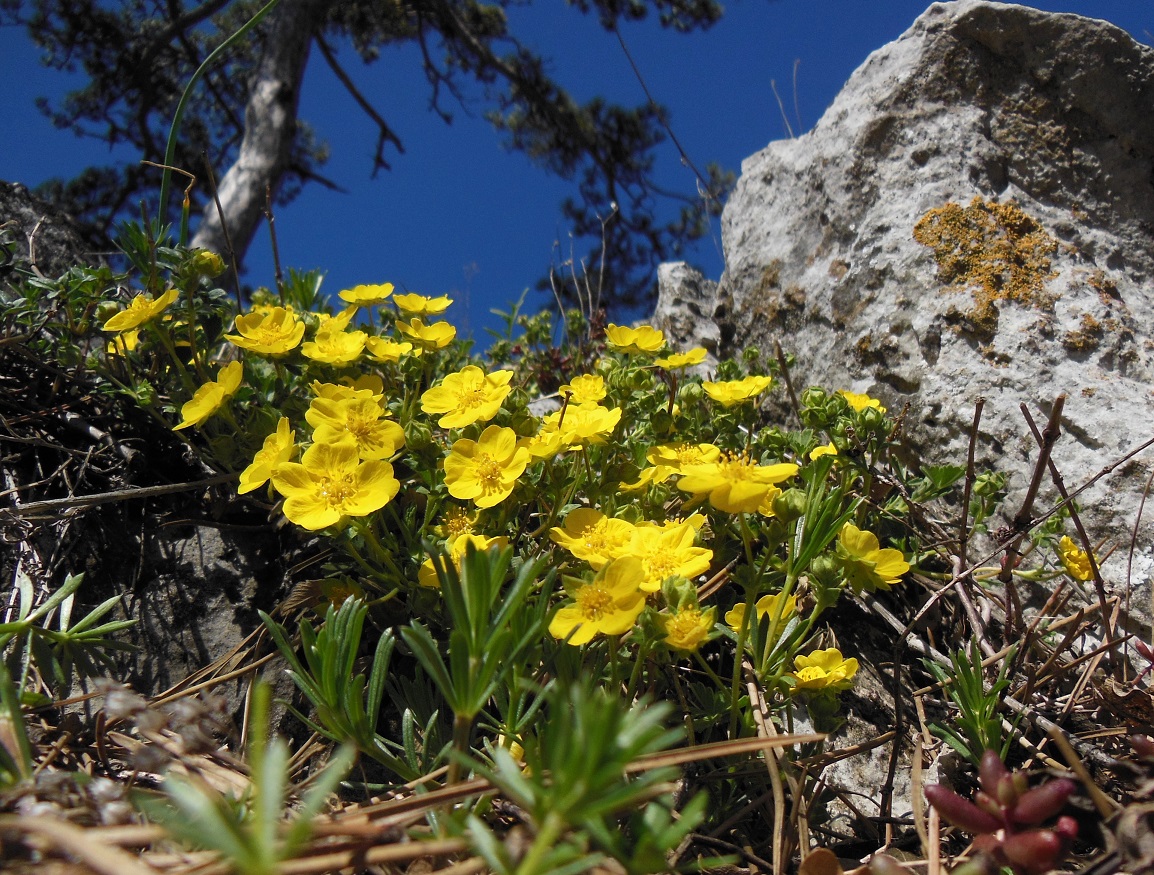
left=678, top=381, right=704, bottom=404
left=95, top=301, right=121, bottom=324
left=772, top=488, right=807, bottom=523
left=404, top=420, right=434, bottom=451
left=190, top=249, right=225, bottom=278
left=649, top=408, right=674, bottom=437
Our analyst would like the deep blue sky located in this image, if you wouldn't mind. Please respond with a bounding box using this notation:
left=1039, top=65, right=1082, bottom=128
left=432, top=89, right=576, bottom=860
left=2, top=1, right=1150, bottom=339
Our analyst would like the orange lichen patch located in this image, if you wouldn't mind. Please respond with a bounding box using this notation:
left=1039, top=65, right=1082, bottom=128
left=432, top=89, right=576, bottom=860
left=913, top=197, right=1058, bottom=329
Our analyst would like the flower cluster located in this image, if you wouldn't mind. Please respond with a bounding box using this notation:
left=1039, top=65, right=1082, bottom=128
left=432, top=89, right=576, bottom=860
left=130, top=274, right=918, bottom=760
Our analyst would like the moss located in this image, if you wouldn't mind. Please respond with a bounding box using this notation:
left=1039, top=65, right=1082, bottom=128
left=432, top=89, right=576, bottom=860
left=913, top=197, right=1058, bottom=332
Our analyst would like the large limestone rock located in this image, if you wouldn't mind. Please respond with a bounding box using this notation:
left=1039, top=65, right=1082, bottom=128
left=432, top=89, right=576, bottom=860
left=653, top=0, right=1154, bottom=824
left=662, top=0, right=1154, bottom=574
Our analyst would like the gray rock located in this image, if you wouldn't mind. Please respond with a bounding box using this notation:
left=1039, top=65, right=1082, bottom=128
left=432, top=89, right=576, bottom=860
left=0, top=181, right=105, bottom=285
left=680, top=0, right=1154, bottom=590
left=656, top=0, right=1154, bottom=823
left=653, top=262, right=721, bottom=370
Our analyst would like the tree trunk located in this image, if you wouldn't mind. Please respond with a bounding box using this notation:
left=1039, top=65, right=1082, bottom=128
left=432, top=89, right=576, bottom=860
left=191, top=0, right=331, bottom=268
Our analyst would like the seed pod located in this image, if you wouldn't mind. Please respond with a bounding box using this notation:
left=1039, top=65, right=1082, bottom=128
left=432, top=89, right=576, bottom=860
left=924, top=784, right=1003, bottom=834
left=1011, top=778, right=1075, bottom=825
left=980, top=749, right=1009, bottom=794
left=1000, top=828, right=1064, bottom=873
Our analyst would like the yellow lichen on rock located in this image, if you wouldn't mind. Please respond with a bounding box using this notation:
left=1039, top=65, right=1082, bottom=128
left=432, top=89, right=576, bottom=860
left=913, top=197, right=1058, bottom=329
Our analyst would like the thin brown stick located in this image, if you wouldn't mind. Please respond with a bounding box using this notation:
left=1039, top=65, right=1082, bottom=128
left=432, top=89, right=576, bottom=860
left=201, top=154, right=242, bottom=308
left=958, top=398, right=984, bottom=571
left=773, top=340, right=802, bottom=426
left=1019, top=403, right=1116, bottom=664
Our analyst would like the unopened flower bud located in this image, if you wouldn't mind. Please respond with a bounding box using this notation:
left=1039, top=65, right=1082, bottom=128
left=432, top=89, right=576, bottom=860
left=772, top=488, right=807, bottom=523
left=650, top=409, right=674, bottom=437
left=95, top=301, right=121, bottom=324
left=678, top=381, right=704, bottom=404
left=404, top=420, right=434, bottom=450
left=190, top=249, right=225, bottom=278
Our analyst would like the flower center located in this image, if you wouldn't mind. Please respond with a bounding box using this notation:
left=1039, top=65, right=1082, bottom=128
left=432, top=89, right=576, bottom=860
left=796, top=666, right=828, bottom=684
left=647, top=554, right=677, bottom=580
left=319, top=473, right=356, bottom=508
left=668, top=610, right=702, bottom=638
left=475, top=453, right=505, bottom=491
left=462, top=386, right=488, bottom=409
left=576, top=585, right=613, bottom=621
left=718, top=452, right=753, bottom=480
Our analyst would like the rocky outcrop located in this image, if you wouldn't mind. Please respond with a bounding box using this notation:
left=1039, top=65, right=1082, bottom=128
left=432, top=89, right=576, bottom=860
left=659, top=0, right=1154, bottom=578
left=0, top=181, right=105, bottom=286
left=653, top=0, right=1154, bottom=824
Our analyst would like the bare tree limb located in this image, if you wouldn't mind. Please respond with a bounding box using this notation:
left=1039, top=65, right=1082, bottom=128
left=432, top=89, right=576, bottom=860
left=191, top=0, right=332, bottom=261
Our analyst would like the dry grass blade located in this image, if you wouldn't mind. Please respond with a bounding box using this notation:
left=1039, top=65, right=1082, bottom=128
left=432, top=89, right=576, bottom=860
left=0, top=815, right=160, bottom=875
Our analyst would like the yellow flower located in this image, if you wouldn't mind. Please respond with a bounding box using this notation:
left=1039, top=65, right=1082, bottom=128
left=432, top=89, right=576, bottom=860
left=660, top=606, right=716, bottom=652
left=418, top=533, right=508, bottom=588
left=238, top=417, right=296, bottom=494
left=520, top=423, right=570, bottom=461
left=271, top=438, right=400, bottom=530
left=106, top=329, right=140, bottom=357
left=443, top=425, right=530, bottom=508
left=625, top=522, right=713, bottom=593
left=725, top=593, right=797, bottom=637
left=421, top=366, right=514, bottom=428
left=311, top=376, right=384, bottom=404
left=549, top=557, right=647, bottom=645
left=620, top=442, right=721, bottom=491
left=338, top=283, right=394, bottom=306
left=809, top=442, right=838, bottom=461
left=306, top=397, right=405, bottom=460
left=677, top=453, right=798, bottom=514
left=790, top=648, right=859, bottom=693
left=315, top=305, right=358, bottom=332
left=225, top=306, right=305, bottom=355
left=543, top=403, right=622, bottom=446
left=654, top=347, right=708, bottom=369
left=397, top=317, right=456, bottom=351
left=839, top=390, right=887, bottom=414
left=393, top=292, right=452, bottom=315
left=173, top=361, right=243, bottom=431
left=836, top=523, right=910, bottom=594
left=102, top=289, right=179, bottom=332
left=558, top=374, right=606, bottom=404
left=364, top=336, right=415, bottom=362
left=301, top=324, right=367, bottom=366
left=434, top=506, right=477, bottom=541
left=702, top=375, right=774, bottom=407
left=1057, top=535, right=1093, bottom=581
left=549, top=508, right=637, bottom=567
left=604, top=323, right=665, bottom=355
